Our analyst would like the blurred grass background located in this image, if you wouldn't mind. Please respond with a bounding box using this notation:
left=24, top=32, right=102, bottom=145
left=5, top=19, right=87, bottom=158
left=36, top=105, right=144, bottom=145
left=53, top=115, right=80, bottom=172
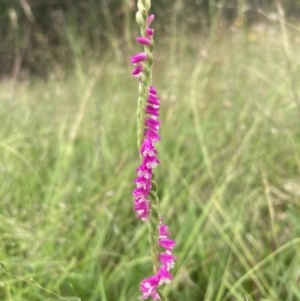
left=1, top=1, right=300, bottom=301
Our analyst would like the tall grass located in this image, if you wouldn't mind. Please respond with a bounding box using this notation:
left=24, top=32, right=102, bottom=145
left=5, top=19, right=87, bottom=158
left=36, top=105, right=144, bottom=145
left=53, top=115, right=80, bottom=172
left=0, top=17, right=300, bottom=301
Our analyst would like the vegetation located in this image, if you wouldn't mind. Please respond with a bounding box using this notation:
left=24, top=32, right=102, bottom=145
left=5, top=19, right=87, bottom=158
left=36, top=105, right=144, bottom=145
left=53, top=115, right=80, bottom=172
left=1, top=0, right=300, bottom=77
left=0, top=6, right=300, bottom=301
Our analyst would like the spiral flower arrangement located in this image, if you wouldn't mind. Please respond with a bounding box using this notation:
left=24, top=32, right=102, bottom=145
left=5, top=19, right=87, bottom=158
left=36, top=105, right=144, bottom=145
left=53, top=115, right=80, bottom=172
left=130, top=1, right=177, bottom=300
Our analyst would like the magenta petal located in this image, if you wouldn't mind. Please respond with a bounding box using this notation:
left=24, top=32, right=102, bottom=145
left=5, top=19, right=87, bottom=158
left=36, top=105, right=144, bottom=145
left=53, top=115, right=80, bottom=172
left=141, top=138, right=158, bottom=157
left=147, top=93, right=160, bottom=105
left=133, top=187, right=149, bottom=198
left=145, top=128, right=161, bottom=143
left=133, top=199, right=150, bottom=212
left=149, top=86, right=157, bottom=95
left=157, top=266, right=173, bottom=285
left=147, top=14, right=155, bottom=27
left=140, top=275, right=160, bottom=300
left=159, top=251, right=177, bottom=270
left=146, top=28, right=154, bottom=37
left=159, top=238, right=176, bottom=251
left=133, top=199, right=150, bottom=220
left=131, top=52, right=147, bottom=64
left=146, top=105, right=159, bottom=117
left=159, top=224, right=171, bottom=238
left=145, top=118, right=160, bottom=132
left=145, top=156, right=160, bottom=169
left=134, top=176, right=151, bottom=190
left=133, top=199, right=149, bottom=211
left=132, top=64, right=143, bottom=76
left=136, top=37, right=152, bottom=46
left=136, top=162, right=152, bottom=179
left=136, top=211, right=149, bottom=220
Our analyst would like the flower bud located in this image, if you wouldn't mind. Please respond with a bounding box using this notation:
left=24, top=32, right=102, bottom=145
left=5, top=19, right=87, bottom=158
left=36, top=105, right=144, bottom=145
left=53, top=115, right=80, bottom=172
left=136, top=11, right=145, bottom=27
left=144, top=0, right=151, bottom=11
left=138, top=0, right=151, bottom=12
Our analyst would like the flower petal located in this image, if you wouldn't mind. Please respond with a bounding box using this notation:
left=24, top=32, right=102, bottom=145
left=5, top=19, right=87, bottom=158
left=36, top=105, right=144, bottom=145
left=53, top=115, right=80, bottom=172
left=136, top=37, right=152, bottom=46
left=132, top=64, right=143, bottom=76
left=159, top=237, right=176, bottom=251
left=131, top=52, right=147, bottom=65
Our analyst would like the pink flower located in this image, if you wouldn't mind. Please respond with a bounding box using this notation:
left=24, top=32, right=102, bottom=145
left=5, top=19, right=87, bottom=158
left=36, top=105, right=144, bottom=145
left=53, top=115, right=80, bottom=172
left=133, top=186, right=149, bottom=199
left=147, top=14, right=155, bottom=27
left=145, top=156, right=160, bottom=169
left=131, top=11, right=177, bottom=299
left=132, top=87, right=162, bottom=221
left=133, top=198, right=150, bottom=221
left=145, top=128, right=161, bottom=143
left=145, top=118, right=160, bottom=132
left=147, top=96, right=160, bottom=109
left=146, top=105, right=159, bottom=117
left=159, top=238, right=176, bottom=251
left=149, top=86, right=157, bottom=94
left=157, top=266, right=173, bottom=285
left=136, top=37, right=152, bottom=46
left=159, top=224, right=171, bottom=238
left=136, top=162, right=152, bottom=179
left=134, top=175, right=151, bottom=190
left=132, top=64, right=143, bottom=76
left=159, top=251, right=177, bottom=270
left=131, top=52, right=148, bottom=65
left=140, top=275, right=160, bottom=300
left=146, top=28, right=154, bottom=37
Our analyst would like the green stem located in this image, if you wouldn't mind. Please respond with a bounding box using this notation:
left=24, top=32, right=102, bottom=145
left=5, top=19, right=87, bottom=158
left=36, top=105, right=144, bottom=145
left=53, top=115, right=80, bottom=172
left=149, top=188, right=160, bottom=273
left=135, top=1, right=168, bottom=300
left=149, top=178, right=168, bottom=301
left=135, top=0, right=154, bottom=153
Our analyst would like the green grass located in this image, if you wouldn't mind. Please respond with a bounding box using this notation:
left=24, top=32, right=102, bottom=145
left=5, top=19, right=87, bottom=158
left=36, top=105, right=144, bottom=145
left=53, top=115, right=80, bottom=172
left=0, top=22, right=300, bottom=301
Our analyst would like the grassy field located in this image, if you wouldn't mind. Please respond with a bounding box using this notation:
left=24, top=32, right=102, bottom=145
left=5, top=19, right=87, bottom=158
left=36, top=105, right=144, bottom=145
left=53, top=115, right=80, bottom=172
left=0, top=21, right=300, bottom=301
